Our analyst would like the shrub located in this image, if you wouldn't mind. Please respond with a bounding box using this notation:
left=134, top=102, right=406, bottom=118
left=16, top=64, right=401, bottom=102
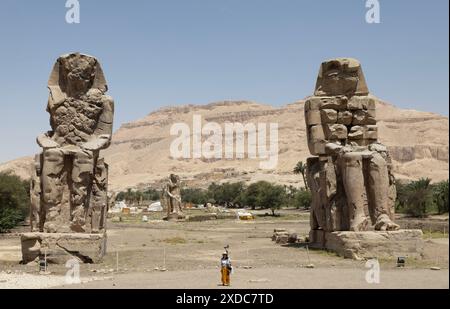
left=0, top=172, right=29, bottom=233
left=0, top=208, right=24, bottom=233
left=182, top=188, right=209, bottom=205
left=294, top=188, right=312, bottom=210
left=207, top=182, right=245, bottom=207
left=397, top=178, right=434, bottom=218
left=242, top=181, right=286, bottom=215
left=116, top=188, right=161, bottom=204
left=142, top=188, right=161, bottom=201
left=433, top=180, right=449, bottom=214
left=241, top=182, right=259, bottom=210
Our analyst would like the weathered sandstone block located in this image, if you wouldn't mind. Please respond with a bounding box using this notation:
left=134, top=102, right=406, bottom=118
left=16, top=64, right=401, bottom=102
left=337, top=111, right=353, bottom=125
left=320, top=109, right=338, bottom=123
left=309, top=230, right=424, bottom=260
left=21, top=232, right=107, bottom=264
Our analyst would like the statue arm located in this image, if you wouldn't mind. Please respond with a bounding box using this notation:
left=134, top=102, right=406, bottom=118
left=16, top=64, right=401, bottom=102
left=38, top=91, right=65, bottom=149
left=82, top=96, right=115, bottom=151
left=36, top=132, right=59, bottom=149
left=325, top=142, right=343, bottom=155
left=167, top=191, right=182, bottom=202
left=96, top=95, right=114, bottom=138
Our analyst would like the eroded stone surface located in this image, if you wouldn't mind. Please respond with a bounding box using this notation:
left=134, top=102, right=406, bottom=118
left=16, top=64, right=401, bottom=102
left=30, top=53, right=114, bottom=235
left=21, top=232, right=107, bottom=264
left=24, top=53, right=114, bottom=264
left=305, top=59, right=401, bottom=247
left=309, top=230, right=424, bottom=260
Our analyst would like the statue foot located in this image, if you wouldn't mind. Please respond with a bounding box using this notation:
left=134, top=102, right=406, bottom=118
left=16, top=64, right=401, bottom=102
left=70, top=217, right=86, bottom=233
left=349, top=216, right=369, bottom=232
left=375, top=214, right=400, bottom=231
left=44, top=222, right=58, bottom=233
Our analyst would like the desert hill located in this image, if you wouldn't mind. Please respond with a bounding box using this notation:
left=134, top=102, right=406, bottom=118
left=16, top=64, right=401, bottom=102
left=1, top=99, right=448, bottom=192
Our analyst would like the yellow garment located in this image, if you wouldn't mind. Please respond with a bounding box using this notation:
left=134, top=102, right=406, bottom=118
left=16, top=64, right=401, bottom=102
left=221, top=266, right=230, bottom=286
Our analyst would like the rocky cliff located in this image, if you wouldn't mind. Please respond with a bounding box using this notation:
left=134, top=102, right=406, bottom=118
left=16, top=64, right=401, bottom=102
left=1, top=100, right=448, bottom=191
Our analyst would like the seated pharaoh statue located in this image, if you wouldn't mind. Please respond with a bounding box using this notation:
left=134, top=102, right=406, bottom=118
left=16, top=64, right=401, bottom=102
left=162, top=174, right=184, bottom=221
left=30, top=53, right=114, bottom=234
left=305, top=58, right=400, bottom=243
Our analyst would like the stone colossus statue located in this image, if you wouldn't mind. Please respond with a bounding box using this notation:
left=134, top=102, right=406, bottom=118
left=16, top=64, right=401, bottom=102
left=305, top=58, right=399, bottom=243
left=30, top=53, right=114, bottom=234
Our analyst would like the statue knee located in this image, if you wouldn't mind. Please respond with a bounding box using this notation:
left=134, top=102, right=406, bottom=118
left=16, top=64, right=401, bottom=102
left=369, top=152, right=388, bottom=170
left=341, top=152, right=363, bottom=166
left=41, top=149, right=65, bottom=205
left=42, top=148, right=64, bottom=171
left=72, top=151, right=95, bottom=183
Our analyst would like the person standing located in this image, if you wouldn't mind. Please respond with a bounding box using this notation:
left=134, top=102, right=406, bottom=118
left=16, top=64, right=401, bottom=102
left=220, top=251, right=232, bottom=286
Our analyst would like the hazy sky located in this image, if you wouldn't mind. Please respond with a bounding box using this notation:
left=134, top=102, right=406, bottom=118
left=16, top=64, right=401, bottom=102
left=0, top=0, right=448, bottom=163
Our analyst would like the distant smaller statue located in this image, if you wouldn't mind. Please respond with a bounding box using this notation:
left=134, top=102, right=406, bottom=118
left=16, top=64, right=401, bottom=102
left=162, top=174, right=184, bottom=220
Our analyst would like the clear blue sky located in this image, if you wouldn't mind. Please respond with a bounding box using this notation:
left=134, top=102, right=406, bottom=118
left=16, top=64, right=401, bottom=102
left=0, top=0, right=448, bottom=163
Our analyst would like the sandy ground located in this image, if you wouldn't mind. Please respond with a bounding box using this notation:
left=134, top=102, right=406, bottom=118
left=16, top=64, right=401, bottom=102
left=0, top=210, right=448, bottom=289
left=58, top=267, right=449, bottom=289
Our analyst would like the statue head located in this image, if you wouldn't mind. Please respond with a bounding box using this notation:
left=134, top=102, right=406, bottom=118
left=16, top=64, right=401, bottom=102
left=169, top=174, right=179, bottom=184
left=314, top=58, right=369, bottom=97
left=61, top=54, right=96, bottom=96
left=48, top=53, right=108, bottom=101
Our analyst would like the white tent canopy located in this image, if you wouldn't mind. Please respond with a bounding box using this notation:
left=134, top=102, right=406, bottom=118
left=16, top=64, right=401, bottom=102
left=148, top=201, right=163, bottom=212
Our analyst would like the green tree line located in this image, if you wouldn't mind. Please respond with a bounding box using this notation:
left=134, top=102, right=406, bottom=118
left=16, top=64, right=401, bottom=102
left=1, top=171, right=448, bottom=233
left=116, top=188, right=161, bottom=205
left=182, top=181, right=312, bottom=215
left=116, top=181, right=313, bottom=216
left=396, top=178, right=449, bottom=217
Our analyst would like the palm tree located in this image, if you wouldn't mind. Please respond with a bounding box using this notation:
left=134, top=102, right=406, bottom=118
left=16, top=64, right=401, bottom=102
left=404, top=178, right=433, bottom=217
left=433, top=180, right=449, bottom=214
left=293, top=161, right=309, bottom=190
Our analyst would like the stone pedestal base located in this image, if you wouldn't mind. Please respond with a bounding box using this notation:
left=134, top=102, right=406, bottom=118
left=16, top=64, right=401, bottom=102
left=165, top=213, right=185, bottom=221
left=309, top=229, right=424, bottom=260
left=21, top=232, right=107, bottom=264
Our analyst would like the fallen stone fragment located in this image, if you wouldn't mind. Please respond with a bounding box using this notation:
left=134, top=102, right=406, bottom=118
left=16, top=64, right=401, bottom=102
left=430, top=267, right=441, bottom=271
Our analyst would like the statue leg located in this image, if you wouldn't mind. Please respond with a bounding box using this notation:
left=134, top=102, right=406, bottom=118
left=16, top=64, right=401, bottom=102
left=41, top=149, right=65, bottom=233
left=340, top=152, right=369, bottom=231
left=70, top=150, right=95, bottom=232
left=367, top=152, right=400, bottom=231
left=306, top=157, right=326, bottom=230
left=169, top=198, right=175, bottom=214
left=30, top=154, right=43, bottom=232
left=89, top=159, right=108, bottom=233
left=174, top=192, right=183, bottom=215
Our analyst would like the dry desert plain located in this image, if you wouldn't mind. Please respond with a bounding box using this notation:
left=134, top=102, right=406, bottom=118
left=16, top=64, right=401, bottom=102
left=0, top=209, right=448, bottom=289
